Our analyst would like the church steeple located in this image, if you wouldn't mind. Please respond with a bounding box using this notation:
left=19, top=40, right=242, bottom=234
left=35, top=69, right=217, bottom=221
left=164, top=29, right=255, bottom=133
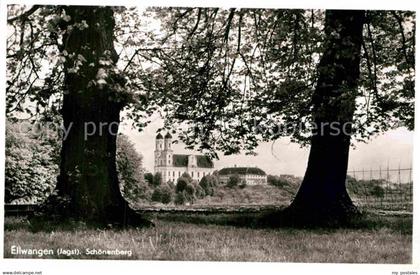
left=155, top=133, right=164, bottom=151
left=164, top=132, right=172, bottom=150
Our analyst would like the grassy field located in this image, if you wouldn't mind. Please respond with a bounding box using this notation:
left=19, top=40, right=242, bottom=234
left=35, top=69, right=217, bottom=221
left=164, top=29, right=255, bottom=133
left=137, top=184, right=412, bottom=213
left=3, top=213, right=412, bottom=263
left=193, top=185, right=296, bottom=206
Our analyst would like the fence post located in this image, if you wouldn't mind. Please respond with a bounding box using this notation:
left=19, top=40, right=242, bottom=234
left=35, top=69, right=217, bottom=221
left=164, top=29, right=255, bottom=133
left=398, top=163, right=402, bottom=208
left=409, top=167, right=413, bottom=201
left=370, top=168, right=375, bottom=205
left=379, top=166, right=383, bottom=207
left=362, top=168, right=368, bottom=206
left=386, top=163, right=390, bottom=204
left=351, top=169, right=357, bottom=207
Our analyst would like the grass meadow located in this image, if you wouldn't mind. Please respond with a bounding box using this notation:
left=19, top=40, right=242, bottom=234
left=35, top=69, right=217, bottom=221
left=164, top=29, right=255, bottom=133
left=3, top=212, right=412, bottom=263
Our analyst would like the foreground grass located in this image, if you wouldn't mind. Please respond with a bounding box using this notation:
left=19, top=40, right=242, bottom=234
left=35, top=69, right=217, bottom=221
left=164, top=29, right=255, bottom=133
left=3, top=214, right=411, bottom=263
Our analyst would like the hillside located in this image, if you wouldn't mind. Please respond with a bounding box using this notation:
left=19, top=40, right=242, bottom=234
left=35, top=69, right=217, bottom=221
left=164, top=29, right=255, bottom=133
left=194, top=184, right=299, bottom=206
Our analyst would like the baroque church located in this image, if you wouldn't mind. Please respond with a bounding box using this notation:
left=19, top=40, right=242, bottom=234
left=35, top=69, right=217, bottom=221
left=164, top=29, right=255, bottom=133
left=154, top=133, right=215, bottom=183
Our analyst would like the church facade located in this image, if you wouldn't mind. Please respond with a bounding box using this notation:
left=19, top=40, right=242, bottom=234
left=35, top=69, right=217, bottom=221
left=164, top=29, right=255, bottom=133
left=154, top=133, right=214, bottom=183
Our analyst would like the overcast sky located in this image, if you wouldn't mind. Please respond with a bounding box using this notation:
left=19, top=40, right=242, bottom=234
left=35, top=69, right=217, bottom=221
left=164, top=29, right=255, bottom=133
left=119, top=116, right=413, bottom=177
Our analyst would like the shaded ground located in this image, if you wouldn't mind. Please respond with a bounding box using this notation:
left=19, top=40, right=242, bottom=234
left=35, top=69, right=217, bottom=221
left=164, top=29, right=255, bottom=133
left=3, top=213, right=412, bottom=263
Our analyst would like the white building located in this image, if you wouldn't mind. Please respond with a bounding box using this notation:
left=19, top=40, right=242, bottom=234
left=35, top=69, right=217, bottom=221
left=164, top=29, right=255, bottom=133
left=154, top=133, right=214, bottom=183
left=219, top=166, right=267, bottom=185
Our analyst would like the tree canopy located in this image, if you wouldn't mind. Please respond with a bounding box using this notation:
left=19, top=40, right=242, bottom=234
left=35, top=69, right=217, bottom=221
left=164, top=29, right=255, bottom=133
left=140, top=8, right=414, bottom=157
left=5, top=120, right=59, bottom=203
left=116, top=134, right=148, bottom=203
left=7, top=6, right=414, bottom=158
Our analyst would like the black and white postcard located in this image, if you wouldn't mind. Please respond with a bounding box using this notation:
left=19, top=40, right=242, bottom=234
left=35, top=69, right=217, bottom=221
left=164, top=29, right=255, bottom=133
left=1, top=0, right=418, bottom=274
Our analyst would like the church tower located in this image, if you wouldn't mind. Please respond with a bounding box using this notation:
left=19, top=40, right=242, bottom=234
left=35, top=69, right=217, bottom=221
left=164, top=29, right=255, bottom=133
left=154, top=131, right=214, bottom=184
left=162, top=132, right=173, bottom=166
left=154, top=133, right=164, bottom=167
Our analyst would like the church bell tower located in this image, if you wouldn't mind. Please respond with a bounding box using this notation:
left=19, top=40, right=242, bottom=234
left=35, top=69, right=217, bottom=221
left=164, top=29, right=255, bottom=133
left=154, top=133, right=164, bottom=167
left=162, top=132, right=173, bottom=166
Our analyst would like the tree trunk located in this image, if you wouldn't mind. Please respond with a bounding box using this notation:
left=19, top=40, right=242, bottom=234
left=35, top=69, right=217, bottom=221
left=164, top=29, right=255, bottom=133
left=40, top=6, right=149, bottom=226
left=285, top=10, right=366, bottom=225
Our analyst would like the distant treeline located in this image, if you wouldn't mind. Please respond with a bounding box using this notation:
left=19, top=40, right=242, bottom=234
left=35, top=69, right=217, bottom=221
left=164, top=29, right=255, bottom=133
left=6, top=120, right=391, bottom=205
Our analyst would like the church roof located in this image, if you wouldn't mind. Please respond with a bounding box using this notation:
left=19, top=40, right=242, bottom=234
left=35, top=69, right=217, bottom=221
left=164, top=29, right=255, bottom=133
left=173, top=154, right=214, bottom=168
left=219, top=167, right=266, bottom=176
left=156, top=133, right=163, bottom=139
left=165, top=132, right=172, bottom=139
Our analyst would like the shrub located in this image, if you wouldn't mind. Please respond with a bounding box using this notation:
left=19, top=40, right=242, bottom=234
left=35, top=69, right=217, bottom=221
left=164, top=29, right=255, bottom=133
left=267, top=174, right=302, bottom=195
left=185, top=183, right=195, bottom=197
left=176, top=177, right=190, bottom=193
left=181, top=172, right=192, bottom=181
left=151, top=189, right=162, bottom=202
left=152, top=172, right=163, bottom=186
left=199, top=175, right=219, bottom=196
left=144, top=173, right=154, bottom=185
left=347, top=176, right=387, bottom=198
left=166, top=180, right=176, bottom=190
left=268, top=174, right=301, bottom=188
left=371, top=185, right=385, bottom=198
left=267, top=175, right=289, bottom=187
left=183, top=183, right=196, bottom=203
left=174, top=192, right=186, bottom=205
left=174, top=176, right=197, bottom=203
left=151, top=185, right=173, bottom=204
left=227, top=174, right=241, bottom=188
left=160, top=185, right=173, bottom=204
left=194, top=185, right=205, bottom=199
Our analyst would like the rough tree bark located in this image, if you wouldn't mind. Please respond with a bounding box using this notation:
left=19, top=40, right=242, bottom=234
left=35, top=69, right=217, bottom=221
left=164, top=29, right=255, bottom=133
left=284, top=10, right=366, bottom=225
left=40, top=6, right=150, bottom=226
